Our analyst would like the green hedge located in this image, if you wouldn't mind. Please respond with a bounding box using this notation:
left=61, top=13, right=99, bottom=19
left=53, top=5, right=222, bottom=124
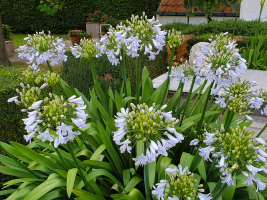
left=161, top=19, right=267, bottom=36
left=0, top=0, right=161, bottom=34
left=61, top=49, right=167, bottom=99
left=0, top=66, right=27, bottom=146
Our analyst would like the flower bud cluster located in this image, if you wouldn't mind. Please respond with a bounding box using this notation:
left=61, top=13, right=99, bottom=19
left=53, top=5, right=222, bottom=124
left=22, top=69, right=60, bottom=87
left=18, top=31, right=67, bottom=70
left=113, top=103, right=184, bottom=166
left=215, top=79, right=267, bottom=115
left=193, top=125, right=267, bottom=189
left=15, top=83, right=42, bottom=108
left=167, top=29, right=185, bottom=49
left=195, top=33, right=247, bottom=89
left=152, top=165, right=212, bottom=200
left=225, top=79, right=253, bottom=114
left=71, top=38, right=101, bottom=59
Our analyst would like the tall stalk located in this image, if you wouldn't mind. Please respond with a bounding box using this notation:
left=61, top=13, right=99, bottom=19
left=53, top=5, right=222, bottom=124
left=180, top=76, right=196, bottom=125
left=121, top=49, right=127, bottom=97
left=196, top=81, right=214, bottom=135
left=135, top=51, right=141, bottom=105
left=67, top=142, right=92, bottom=193
left=160, top=47, right=176, bottom=106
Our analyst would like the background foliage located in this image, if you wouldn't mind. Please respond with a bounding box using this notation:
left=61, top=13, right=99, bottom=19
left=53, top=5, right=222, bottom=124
left=0, top=0, right=161, bottom=33
left=161, top=19, right=267, bottom=36
left=61, top=49, right=167, bottom=99
left=0, top=66, right=27, bottom=146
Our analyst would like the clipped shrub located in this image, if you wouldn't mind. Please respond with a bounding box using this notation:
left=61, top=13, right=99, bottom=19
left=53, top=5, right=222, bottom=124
left=161, top=19, right=267, bottom=36
left=61, top=49, right=167, bottom=98
left=2, top=24, right=13, bottom=40
left=0, top=67, right=27, bottom=146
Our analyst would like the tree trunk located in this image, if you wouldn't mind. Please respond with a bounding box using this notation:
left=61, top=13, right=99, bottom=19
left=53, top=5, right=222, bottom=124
left=0, top=13, right=11, bottom=67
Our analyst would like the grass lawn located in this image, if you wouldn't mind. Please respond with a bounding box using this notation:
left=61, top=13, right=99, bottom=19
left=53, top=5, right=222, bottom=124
left=12, top=34, right=69, bottom=48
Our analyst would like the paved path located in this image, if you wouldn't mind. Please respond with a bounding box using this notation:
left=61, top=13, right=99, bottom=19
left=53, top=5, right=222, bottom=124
left=153, top=71, right=267, bottom=139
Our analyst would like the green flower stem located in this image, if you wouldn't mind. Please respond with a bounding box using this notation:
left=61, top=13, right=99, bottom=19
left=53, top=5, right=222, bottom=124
left=121, top=49, right=127, bottom=97
left=161, top=47, right=176, bottom=106
left=0, top=143, right=41, bottom=179
left=168, top=47, right=176, bottom=76
left=144, top=143, right=151, bottom=200
left=135, top=51, right=141, bottom=105
left=213, top=183, right=227, bottom=200
left=256, top=123, right=267, bottom=138
left=173, top=81, right=184, bottom=118
left=89, top=57, right=108, bottom=111
left=186, top=80, right=208, bottom=118
left=180, top=76, right=196, bottom=125
left=46, top=60, right=53, bottom=72
left=144, top=164, right=151, bottom=200
left=196, top=81, right=214, bottom=135
left=67, top=142, right=92, bottom=193
left=207, top=84, right=217, bottom=110
left=54, top=146, right=69, bottom=171
left=55, top=85, right=62, bottom=97
left=224, top=111, right=234, bottom=133
left=46, top=60, right=68, bottom=98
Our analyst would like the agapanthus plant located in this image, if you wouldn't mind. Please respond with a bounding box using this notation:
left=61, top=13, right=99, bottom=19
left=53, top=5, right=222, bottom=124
left=195, top=33, right=247, bottom=91
left=152, top=164, right=212, bottom=200
left=18, top=31, right=67, bottom=70
left=113, top=103, right=184, bottom=166
left=192, top=125, right=267, bottom=191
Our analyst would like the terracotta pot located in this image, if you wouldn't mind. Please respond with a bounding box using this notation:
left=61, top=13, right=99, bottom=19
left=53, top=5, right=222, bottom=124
left=70, top=36, right=81, bottom=46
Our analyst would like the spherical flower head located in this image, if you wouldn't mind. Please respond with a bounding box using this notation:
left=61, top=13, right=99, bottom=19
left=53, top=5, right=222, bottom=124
left=23, top=95, right=87, bottom=146
left=167, top=29, right=185, bottom=49
left=196, top=33, right=247, bottom=86
left=196, top=125, right=267, bottom=187
left=152, top=165, right=212, bottom=200
left=113, top=103, right=184, bottom=166
left=19, top=32, right=67, bottom=69
left=223, top=79, right=259, bottom=114
left=71, top=39, right=100, bottom=59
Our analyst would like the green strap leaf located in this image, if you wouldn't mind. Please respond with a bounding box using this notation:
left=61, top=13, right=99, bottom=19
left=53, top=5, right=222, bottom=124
left=128, top=188, right=146, bottom=200
left=72, top=189, right=105, bottom=200
left=11, top=142, right=61, bottom=171
left=90, top=144, right=106, bottom=161
left=81, top=160, right=114, bottom=173
left=23, top=178, right=66, bottom=200
left=125, top=176, right=143, bottom=192
left=85, top=169, right=125, bottom=192
left=3, top=178, right=44, bottom=189
left=67, top=168, right=78, bottom=198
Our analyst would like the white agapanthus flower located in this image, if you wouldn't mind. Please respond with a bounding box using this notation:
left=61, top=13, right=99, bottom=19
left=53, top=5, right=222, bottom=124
left=98, top=13, right=167, bottom=65
left=152, top=165, right=212, bottom=200
left=195, top=33, right=247, bottom=89
left=21, top=95, right=86, bottom=147
left=18, top=31, right=67, bottom=70
left=113, top=103, right=184, bottom=166
left=191, top=125, right=267, bottom=189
